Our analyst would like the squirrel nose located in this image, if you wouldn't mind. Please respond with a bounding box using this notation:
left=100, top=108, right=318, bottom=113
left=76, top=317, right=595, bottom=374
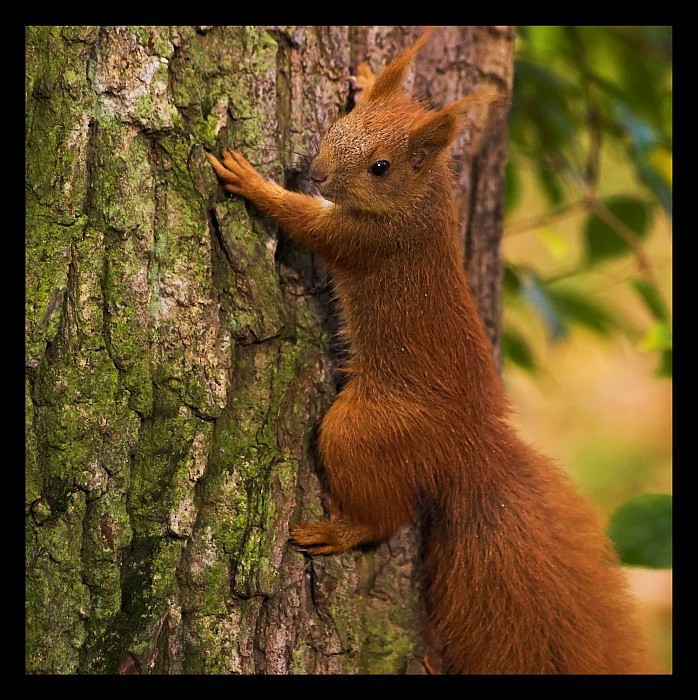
left=309, top=159, right=329, bottom=184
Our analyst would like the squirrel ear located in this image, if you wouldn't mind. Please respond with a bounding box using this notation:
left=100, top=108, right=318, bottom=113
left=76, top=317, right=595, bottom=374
left=408, top=93, right=508, bottom=169
left=408, top=107, right=459, bottom=170
left=366, top=27, right=434, bottom=103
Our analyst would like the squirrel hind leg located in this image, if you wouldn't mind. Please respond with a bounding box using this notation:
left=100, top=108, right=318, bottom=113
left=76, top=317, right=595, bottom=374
left=348, top=62, right=376, bottom=104
left=289, top=519, right=380, bottom=556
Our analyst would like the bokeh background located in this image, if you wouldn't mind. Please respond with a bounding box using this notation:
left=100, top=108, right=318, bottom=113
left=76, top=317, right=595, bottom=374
left=500, top=27, right=672, bottom=673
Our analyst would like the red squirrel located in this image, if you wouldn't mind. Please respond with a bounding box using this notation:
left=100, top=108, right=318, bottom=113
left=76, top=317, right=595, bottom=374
left=207, top=28, right=650, bottom=674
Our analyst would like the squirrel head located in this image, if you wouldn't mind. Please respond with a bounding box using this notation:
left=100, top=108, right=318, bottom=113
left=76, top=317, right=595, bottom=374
left=309, top=28, right=504, bottom=216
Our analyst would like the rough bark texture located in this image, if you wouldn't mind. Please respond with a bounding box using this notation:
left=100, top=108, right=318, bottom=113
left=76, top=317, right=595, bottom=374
left=25, top=26, right=514, bottom=674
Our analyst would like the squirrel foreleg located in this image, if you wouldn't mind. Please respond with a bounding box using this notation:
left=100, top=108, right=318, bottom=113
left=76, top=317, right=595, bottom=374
left=206, top=149, right=338, bottom=255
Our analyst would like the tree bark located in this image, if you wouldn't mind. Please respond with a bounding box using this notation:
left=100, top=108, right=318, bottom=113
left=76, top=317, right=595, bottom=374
left=25, top=25, right=514, bottom=674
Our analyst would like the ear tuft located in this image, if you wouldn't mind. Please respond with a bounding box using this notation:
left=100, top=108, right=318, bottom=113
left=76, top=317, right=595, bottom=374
left=366, top=27, right=435, bottom=103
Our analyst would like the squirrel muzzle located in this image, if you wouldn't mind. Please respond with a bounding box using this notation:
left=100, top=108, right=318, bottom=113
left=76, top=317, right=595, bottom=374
left=309, top=158, right=330, bottom=185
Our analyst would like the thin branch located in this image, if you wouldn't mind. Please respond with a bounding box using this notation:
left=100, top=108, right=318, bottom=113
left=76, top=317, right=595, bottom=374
left=587, top=199, right=657, bottom=285
left=505, top=193, right=658, bottom=288
left=504, top=199, right=587, bottom=237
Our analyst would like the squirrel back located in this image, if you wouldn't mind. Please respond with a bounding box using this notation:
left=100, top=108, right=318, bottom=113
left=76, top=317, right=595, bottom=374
left=206, top=27, right=651, bottom=674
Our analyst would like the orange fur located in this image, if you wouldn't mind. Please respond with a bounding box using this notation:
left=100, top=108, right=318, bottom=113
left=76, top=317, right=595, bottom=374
left=207, top=30, right=651, bottom=674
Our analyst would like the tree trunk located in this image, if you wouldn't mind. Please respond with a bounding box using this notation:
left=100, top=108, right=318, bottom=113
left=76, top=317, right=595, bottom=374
left=25, top=25, right=514, bottom=674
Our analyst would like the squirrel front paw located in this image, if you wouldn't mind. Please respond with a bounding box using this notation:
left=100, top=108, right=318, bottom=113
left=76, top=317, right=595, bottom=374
left=206, top=149, right=263, bottom=197
left=348, top=62, right=376, bottom=104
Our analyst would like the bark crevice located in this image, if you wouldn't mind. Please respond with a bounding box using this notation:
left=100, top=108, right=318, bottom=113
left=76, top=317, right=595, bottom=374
left=26, top=25, right=514, bottom=675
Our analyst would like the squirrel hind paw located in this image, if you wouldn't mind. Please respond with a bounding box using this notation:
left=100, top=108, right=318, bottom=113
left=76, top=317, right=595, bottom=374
left=349, top=62, right=376, bottom=104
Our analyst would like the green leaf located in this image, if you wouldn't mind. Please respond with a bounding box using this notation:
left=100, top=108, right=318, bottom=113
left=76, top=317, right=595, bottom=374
left=584, top=196, right=652, bottom=263
left=504, top=158, right=522, bottom=214
left=638, top=321, right=672, bottom=352
left=508, top=274, right=616, bottom=341
left=545, top=287, right=615, bottom=337
left=657, top=349, right=672, bottom=377
left=502, top=263, right=522, bottom=296
left=607, top=494, right=672, bottom=569
left=536, top=165, right=565, bottom=206
left=513, top=57, right=575, bottom=91
left=535, top=96, right=578, bottom=151
left=520, top=27, right=569, bottom=62
left=637, top=319, right=672, bottom=378
left=521, top=273, right=566, bottom=341
left=614, top=37, right=667, bottom=128
left=516, top=26, right=531, bottom=42
left=614, top=104, right=672, bottom=215
left=502, top=328, right=537, bottom=372
left=538, top=227, right=570, bottom=261
left=631, top=278, right=670, bottom=321
left=649, top=146, right=672, bottom=188
left=512, top=59, right=581, bottom=156
left=615, top=102, right=662, bottom=151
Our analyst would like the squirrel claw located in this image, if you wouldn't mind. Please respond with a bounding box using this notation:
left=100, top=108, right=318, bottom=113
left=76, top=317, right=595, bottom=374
left=206, top=148, right=262, bottom=197
left=289, top=522, right=346, bottom=556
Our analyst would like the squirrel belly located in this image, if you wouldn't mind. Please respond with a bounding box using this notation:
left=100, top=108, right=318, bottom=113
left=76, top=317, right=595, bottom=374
left=207, top=28, right=651, bottom=674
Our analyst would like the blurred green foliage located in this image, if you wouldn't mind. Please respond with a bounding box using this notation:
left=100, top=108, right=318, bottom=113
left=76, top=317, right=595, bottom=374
left=607, top=494, right=672, bottom=568
left=505, top=27, right=672, bottom=568
left=504, top=26, right=672, bottom=378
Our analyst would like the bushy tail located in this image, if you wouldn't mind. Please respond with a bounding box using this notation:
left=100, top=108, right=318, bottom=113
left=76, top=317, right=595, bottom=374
left=420, top=448, right=651, bottom=674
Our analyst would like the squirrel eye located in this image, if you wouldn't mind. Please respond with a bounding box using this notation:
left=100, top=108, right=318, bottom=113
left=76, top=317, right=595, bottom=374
left=369, top=160, right=391, bottom=177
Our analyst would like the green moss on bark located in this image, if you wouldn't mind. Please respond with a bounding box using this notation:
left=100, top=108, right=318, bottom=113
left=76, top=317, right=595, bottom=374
left=25, top=491, right=90, bottom=674
left=27, top=24, right=495, bottom=675
left=360, top=605, right=418, bottom=674
left=214, top=201, right=285, bottom=344
left=26, top=26, right=95, bottom=368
